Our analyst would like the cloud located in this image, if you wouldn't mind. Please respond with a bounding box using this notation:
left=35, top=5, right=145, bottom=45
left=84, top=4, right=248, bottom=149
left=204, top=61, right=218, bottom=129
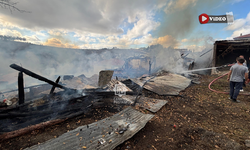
left=231, top=26, right=250, bottom=37
left=151, top=35, right=179, bottom=48
left=74, top=12, right=160, bottom=49
left=126, top=15, right=160, bottom=39
left=78, top=36, right=97, bottom=43
left=24, top=35, right=41, bottom=44
left=48, top=30, right=66, bottom=36
left=181, top=39, right=188, bottom=42
left=0, top=0, right=164, bottom=35
left=225, top=12, right=250, bottom=38
left=0, top=0, right=167, bottom=48
left=0, top=28, right=22, bottom=37
left=35, top=32, right=46, bottom=37
left=164, top=0, right=197, bottom=14
left=225, top=19, right=246, bottom=30
left=44, top=38, right=79, bottom=49
left=0, top=28, right=43, bottom=44
left=133, top=34, right=154, bottom=45
left=224, top=12, right=250, bottom=31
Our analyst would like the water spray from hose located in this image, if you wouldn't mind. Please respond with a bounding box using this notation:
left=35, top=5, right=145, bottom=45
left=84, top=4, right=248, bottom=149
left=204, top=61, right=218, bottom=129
left=179, top=64, right=232, bottom=74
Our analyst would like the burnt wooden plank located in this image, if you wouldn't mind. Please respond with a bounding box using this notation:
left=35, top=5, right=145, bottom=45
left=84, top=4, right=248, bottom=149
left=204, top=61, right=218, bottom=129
left=0, top=119, right=65, bottom=142
left=10, top=64, right=72, bottom=91
left=25, top=107, right=154, bottom=150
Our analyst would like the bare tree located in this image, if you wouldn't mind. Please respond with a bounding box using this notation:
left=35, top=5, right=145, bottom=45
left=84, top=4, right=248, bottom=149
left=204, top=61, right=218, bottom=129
left=0, top=0, right=29, bottom=13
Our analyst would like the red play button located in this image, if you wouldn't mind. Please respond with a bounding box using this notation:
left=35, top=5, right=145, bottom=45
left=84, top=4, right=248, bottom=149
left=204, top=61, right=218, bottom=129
left=199, top=13, right=209, bottom=24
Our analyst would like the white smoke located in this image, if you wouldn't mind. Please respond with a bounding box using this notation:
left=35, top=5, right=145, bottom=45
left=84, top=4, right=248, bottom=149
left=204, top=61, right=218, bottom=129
left=0, top=40, right=144, bottom=91
left=0, top=39, right=214, bottom=92
left=148, top=44, right=186, bottom=73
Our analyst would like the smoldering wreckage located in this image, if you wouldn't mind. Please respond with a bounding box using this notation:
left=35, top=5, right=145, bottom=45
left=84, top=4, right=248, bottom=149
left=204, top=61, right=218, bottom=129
left=0, top=48, right=212, bottom=150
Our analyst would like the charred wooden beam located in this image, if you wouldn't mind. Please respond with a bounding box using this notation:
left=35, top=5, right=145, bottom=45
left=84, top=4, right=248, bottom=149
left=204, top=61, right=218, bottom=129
left=50, top=76, right=61, bottom=94
left=10, top=64, right=73, bottom=91
left=0, top=104, right=94, bottom=141
left=18, top=71, right=25, bottom=105
left=217, top=45, right=234, bottom=58
left=0, top=119, right=65, bottom=142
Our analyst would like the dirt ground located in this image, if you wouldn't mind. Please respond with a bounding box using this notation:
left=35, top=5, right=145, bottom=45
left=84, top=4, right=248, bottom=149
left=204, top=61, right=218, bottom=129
left=1, top=73, right=250, bottom=150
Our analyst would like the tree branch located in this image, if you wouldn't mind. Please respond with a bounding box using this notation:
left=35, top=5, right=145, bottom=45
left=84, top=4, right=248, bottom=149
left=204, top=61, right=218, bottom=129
left=0, top=0, right=30, bottom=13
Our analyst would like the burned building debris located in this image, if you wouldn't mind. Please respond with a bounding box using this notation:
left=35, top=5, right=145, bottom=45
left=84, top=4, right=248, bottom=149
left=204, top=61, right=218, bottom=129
left=25, top=107, right=154, bottom=150
left=0, top=52, right=194, bottom=149
left=113, top=55, right=154, bottom=78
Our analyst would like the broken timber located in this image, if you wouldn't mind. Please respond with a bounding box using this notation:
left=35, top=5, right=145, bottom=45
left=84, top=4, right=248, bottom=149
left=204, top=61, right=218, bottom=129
left=10, top=64, right=74, bottom=91
left=25, top=107, right=154, bottom=150
left=0, top=119, right=66, bottom=142
left=50, top=76, right=61, bottom=94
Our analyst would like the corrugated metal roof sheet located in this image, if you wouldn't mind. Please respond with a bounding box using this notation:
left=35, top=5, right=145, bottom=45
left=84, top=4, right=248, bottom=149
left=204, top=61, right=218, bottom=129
left=131, top=73, right=191, bottom=96
left=113, top=95, right=168, bottom=113
left=25, top=107, right=154, bottom=150
left=136, top=97, right=168, bottom=113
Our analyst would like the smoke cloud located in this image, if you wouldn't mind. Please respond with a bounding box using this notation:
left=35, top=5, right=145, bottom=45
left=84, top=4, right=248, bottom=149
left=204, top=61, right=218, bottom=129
left=158, top=0, right=219, bottom=39
left=148, top=44, right=186, bottom=73
left=0, top=40, right=148, bottom=91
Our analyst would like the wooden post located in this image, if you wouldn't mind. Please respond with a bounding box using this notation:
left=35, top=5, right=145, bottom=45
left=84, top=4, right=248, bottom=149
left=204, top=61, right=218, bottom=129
left=18, top=71, right=25, bottom=105
left=149, top=60, right=152, bottom=75
left=98, top=70, right=114, bottom=88
left=10, top=64, right=70, bottom=90
left=49, top=76, right=61, bottom=94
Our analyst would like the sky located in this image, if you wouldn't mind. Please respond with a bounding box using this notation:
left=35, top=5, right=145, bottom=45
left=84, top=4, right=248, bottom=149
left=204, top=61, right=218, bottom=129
left=0, top=0, right=250, bottom=51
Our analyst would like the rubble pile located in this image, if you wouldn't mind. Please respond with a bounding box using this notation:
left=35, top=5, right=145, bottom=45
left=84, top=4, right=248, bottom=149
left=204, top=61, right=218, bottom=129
left=0, top=63, right=194, bottom=150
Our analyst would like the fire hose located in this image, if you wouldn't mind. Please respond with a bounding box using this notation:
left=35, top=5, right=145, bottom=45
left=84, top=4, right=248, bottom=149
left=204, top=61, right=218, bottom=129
left=208, top=64, right=250, bottom=95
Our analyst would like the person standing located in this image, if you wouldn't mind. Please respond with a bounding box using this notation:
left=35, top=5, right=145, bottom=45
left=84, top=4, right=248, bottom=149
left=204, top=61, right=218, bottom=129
left=239, top=55, right=247, bottom=66
left=247, top=69, right=250, bottom=84
left=227, top=57, right=248, bottom=103
left=239, top=55, right=247, bottom=91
